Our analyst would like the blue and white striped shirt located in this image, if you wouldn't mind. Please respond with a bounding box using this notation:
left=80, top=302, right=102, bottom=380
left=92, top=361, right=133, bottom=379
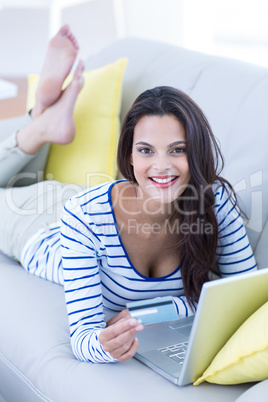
left=21, top=180, right=256, bottom=363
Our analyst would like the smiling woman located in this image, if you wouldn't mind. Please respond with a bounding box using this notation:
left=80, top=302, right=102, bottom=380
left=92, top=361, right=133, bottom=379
left=116, top=86, right=256, bottom=309
left=0, top=77, right=256, bottom=364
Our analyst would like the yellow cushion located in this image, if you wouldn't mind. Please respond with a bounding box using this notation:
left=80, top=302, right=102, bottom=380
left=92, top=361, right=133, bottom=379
left=194, top=301, right=268, bottom=385
left=27, top=58, right=127, bottom=186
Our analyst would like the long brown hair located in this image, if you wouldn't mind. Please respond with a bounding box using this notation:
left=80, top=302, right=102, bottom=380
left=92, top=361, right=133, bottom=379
left=117, top=86, right=237, bottom=308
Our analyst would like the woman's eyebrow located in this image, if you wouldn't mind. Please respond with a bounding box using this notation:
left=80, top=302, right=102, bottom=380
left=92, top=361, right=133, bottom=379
left=135, top=141, right=153, bottom=147
left=168, top=141, right=186, bottom=149
left=135, top=140, right=186, bottom=148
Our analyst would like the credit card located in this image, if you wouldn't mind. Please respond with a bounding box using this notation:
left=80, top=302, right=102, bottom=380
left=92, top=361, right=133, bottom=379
left=126, top=296, right=178, bottom=326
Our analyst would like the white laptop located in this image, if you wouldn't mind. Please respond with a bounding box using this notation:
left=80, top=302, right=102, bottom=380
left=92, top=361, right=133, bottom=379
left=134, top=268, right=268, bottom=386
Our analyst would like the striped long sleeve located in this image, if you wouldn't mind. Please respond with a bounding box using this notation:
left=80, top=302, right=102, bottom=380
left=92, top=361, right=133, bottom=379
left=215, top=184, right=257, bottom=275
left=61, top=193, right=117, bottom=363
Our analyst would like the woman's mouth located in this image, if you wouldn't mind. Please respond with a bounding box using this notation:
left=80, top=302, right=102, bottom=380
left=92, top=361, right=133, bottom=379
left=149, top=176, right=179, bottom=188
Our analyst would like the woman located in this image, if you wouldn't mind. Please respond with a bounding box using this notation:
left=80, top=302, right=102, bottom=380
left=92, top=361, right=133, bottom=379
left=0, top=29, right=256, bottom=365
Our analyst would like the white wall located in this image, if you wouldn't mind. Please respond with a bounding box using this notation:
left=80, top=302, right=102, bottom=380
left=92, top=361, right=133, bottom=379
left=123, top=0, right=184, bottom=46
left=0, top=0, right=267, bottom=77
left=0, top=0, right=118, bottom=76
left=182, top=0, right=268, bottom=68
left=0, top=0, right=185, bottom=77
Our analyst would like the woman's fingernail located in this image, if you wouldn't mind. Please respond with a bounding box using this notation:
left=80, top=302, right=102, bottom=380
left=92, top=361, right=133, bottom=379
left=129, top=318, right=137, bottom=326
left=135, top=324, right=143, bottom=332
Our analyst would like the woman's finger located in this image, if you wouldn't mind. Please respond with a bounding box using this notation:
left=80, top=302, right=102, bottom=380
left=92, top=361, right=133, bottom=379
left=108, top=337, right=134, bottom=359
left=103, top=322, right=143, bottom=354
left=106, top=309, right=130, bottom=327
left=99, top=318, right=141, bottom=344
left=116, top=337, right=140, bottom=363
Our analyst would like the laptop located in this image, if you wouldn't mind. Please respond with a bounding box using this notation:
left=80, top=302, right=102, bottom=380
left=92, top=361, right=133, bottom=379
left=134, top=268, right=268, bottom=386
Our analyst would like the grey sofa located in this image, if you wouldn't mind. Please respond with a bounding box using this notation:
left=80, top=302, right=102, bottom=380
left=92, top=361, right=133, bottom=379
left=1, top=37, right=268, bottom=402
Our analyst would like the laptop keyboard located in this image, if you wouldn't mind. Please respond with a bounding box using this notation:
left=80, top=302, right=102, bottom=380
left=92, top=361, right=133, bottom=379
left=158, top=342, right=188, bottom=365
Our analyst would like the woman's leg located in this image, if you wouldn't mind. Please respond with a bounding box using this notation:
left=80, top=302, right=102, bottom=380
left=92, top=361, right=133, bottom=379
left=0, top=114, right=43, bottom=187
left=32, top=24, right=79, bottom=118
left=16, top=59, right=84, bottom=155
left=0, top=180, right=83, bottom=263
left=0, top=24, right=79, bottom=187
left=0, top=61, right=84, bottom=264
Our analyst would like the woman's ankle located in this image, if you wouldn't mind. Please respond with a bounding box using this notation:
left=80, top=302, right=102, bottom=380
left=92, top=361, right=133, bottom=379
left=16, top=121, right=46, bottom=155
left=30, top=103, right=45, bottom=120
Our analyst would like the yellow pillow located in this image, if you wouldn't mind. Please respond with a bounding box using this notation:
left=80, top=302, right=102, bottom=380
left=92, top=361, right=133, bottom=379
left=27, top=58, right=127, bottom=186
left=194, top=301, right=268, bottom=385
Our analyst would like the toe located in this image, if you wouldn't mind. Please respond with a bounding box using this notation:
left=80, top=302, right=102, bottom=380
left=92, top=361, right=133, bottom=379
left=59, top=24, right=70, bottom=36
left=68, top=32, right=79, bottom=50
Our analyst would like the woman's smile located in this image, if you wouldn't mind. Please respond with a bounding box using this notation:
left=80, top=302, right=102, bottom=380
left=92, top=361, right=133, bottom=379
left=149, top=175, right=179, bottom=188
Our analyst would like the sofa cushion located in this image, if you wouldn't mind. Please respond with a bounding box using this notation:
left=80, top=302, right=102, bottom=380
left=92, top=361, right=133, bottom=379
left=27, top=58, right=127, bottom=186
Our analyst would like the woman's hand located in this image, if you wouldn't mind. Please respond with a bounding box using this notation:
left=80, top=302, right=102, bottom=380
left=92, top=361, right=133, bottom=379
left=98, top=309, right=144, bottom=362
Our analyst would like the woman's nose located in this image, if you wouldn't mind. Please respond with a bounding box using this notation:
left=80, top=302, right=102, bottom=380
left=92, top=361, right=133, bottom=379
left=153, top=154, right=170, bottom=171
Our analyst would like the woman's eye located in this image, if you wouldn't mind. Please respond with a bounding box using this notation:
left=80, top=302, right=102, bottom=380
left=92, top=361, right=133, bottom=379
left=171, top=147, right=186, bottom=154
left=139, top=148, right=153, bottom=154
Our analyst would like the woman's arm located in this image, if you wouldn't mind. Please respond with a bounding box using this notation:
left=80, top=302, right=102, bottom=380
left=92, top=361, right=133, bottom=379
left=171, top=296, right=197, bottom=318
left=61, top=196, right=143, bottom=363
left=214, top=184, right=257, bottom=275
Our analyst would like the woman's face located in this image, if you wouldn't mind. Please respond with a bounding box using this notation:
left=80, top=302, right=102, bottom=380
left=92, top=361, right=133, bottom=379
left=131, top=114, right=191, bottom=205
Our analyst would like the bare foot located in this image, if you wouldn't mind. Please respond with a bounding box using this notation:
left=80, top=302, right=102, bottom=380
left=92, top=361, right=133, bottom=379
left=33, top=24, right=79, bottom=118
left=42, top=59, right=85, bottom=145
left=17, top=60, right=84, bottom=154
